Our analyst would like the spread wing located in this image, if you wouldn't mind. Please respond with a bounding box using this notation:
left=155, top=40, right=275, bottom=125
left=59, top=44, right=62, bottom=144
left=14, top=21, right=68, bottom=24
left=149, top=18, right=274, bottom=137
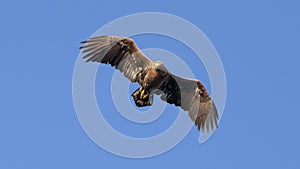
left=79, top=36, right=153, bottom=82
left=159, top=71, right=219, bottom=133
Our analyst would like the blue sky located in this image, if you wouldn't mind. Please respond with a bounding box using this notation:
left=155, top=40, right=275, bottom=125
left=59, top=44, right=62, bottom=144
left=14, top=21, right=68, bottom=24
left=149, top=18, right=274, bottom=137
left=1, top=0, right=299, bottom=168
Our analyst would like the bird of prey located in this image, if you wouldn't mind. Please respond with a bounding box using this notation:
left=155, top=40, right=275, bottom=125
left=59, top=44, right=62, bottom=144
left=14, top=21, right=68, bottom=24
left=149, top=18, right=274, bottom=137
left=79, top=36, right=219, bottom=133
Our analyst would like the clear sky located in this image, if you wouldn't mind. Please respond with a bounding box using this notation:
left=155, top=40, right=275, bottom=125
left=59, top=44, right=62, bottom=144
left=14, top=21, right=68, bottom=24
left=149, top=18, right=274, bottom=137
left=1, top=0, right=299, bottom=168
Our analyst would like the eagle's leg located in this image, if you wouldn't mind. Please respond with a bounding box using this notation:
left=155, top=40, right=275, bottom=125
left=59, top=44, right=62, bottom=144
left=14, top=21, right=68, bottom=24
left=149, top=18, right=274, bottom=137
left=131, top=87, right=153, bottom=107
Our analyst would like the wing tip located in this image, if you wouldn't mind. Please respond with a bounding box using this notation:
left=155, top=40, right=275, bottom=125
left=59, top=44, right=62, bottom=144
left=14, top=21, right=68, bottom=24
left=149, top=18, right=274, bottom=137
left=194, top=100, right=219, bottom=134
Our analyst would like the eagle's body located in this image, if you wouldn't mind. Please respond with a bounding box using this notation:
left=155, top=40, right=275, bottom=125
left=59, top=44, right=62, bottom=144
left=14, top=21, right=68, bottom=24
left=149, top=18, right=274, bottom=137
left=80, top=36, right=219, bottom=133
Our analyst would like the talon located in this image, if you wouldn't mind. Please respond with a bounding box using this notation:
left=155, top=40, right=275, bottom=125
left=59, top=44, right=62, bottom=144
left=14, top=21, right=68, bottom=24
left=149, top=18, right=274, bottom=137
left=143, top=93, right=149, bottom=99
left=140, top=90, right=149, bottom=99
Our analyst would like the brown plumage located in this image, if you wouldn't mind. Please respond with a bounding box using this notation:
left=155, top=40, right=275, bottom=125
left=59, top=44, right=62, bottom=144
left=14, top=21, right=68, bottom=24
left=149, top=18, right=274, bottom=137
left=79, top=36, right=219, bottom=133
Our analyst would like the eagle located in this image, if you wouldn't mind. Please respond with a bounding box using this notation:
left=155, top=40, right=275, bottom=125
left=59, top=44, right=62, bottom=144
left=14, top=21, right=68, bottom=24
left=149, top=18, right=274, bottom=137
left=79, top=36, right=219, bottom=133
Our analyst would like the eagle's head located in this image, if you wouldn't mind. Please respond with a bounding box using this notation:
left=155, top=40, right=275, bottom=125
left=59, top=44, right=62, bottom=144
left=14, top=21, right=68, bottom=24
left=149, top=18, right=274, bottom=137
left=154, top=61, right=167, bottom=71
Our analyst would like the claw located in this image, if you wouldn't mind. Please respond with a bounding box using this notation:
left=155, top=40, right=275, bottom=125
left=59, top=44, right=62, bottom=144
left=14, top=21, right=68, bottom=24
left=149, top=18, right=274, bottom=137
left=140, top=90, right=149, bottom=99
left=143, top=93, right=149, bottom=99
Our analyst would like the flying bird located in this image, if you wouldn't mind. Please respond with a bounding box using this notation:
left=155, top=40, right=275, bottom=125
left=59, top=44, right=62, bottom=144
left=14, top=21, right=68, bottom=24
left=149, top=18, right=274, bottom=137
left=79, top=36, right=219, bottom=133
